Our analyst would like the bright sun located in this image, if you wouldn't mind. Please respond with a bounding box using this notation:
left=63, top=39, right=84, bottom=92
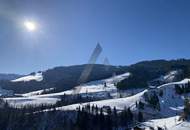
left=24, top=21, right=37, bottom=31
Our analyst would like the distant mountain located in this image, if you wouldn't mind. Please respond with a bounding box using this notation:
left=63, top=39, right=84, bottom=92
left=0, top=64, right=126, bottom=93
left=0, top=74, right=22, bottom=81
left=1, top=59, right=190, bottom=94
left=117, top=59, right=190, bottom=90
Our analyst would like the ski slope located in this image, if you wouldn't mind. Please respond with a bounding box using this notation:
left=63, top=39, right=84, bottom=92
left=5, top=72, right=190, bottom=123
left=11, top=72, right=43, bottom=82
left=142, top=78, right=190, bottom=117
left=162, top=70, right=180, bottom=82
left=171, top=121, right=190, bottom=130
left=22, top=88, right=55, bottom=97
left=142, top=116, right=181, bottom=130
left=5, top=73, right=130, bottom=107
left=158, top=79, right=190, bottom=116
left=57, top=78, right=190, bottom=117
left=142, top=116, right=190, bottom=130
left=5, top=97, right=60, bottom=107
left=4, top=70, right=190, bottom=129
left=21, top=72, right=130, bottom=98
left=57, top=89, right=147, bottom=111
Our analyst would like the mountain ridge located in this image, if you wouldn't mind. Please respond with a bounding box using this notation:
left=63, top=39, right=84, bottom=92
left=1, top=59, right=190, bottom=94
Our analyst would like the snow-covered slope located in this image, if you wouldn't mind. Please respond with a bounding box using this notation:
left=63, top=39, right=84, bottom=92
left=57, top=78, right=190, bottom=116
left=5, top=97, right=59, bottom=107
left=20, top=72, right=130, bottom=98
left=163, top=70, right=179, bottom=82
left=57, top=89, right=147, bottom=111
left=5, top=72, right=190, bottom=123
left=5, top=73, right=130, bottom=107
left=171, top=121, right=190, bottom=130
left=11, top=72, right=43, bottom=82
left=51, top=78, right=188, bottom=109
left=22, top=88, right=55, bottom=97
left=149, top=70, right=182, bottom=86
left=156, top=79, right=190, bottom=116
left=142, top=116, right=190, bottom=130
left=142, top=116, right=181, bottom=130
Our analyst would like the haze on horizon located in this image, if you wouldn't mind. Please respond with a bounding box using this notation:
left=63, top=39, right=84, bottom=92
left=0, top=0, right=190, bottom=74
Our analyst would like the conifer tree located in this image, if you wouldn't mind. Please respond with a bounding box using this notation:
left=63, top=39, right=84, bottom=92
left=138, top=111, right=143, bottom=122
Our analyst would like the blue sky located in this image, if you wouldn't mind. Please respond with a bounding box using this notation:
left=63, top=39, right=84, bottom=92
left=0, top=0, right=190, bottom=74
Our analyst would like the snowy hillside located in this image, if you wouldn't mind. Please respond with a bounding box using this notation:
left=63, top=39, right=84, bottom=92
left=57, top=90, right=147, bottom=111
left=5, top=72, right=190, bottom=117
left=155, top=79, right=190, bottom=116
left=53, top=78, right=189, bottom=111
left=160, top=70, right=181, bottom=83
left=21, top=88, right=55, bottom=97
left=149, top=70, right=182, bottom=86
left=163, top=70, right=180, bottom=82
left=5, top=72, right=131, bottom=107
left=5, top=97, right=59, bottom=107
left=21, top=72, right=130, bottom=97
left=55, top=78, right=189, bottom=112
left=171, top=121, right=190, bottom=130
left=139, top=116, right=190, bottom=130
left=142, top=116, right=181, bottom=130
left=11, top=72, right=43, bottom=82
left=4, top=71, right=190, bottom=130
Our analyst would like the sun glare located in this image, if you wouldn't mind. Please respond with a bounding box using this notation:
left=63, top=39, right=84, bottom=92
left=24, top=21, right=36, bottom=31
